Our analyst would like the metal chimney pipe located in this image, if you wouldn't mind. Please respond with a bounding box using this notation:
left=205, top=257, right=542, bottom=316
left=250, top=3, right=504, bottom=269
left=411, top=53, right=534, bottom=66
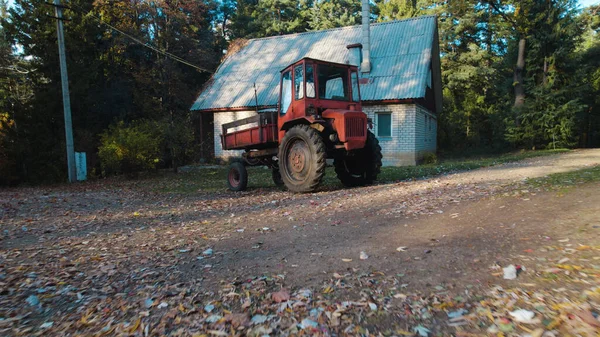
left=361, top=0, right=371, bottom=73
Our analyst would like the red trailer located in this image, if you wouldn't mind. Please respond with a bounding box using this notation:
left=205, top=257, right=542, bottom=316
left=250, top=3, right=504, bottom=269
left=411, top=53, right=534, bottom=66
left=221, top=57, right=382, bottom=193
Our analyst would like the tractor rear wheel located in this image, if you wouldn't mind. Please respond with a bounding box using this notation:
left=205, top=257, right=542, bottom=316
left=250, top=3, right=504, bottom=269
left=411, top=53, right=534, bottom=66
left=278, top=125, right=326, bottom=193
left=227, top=161, right=248, bottom=191
left=334, top=130, right=382, bottom=187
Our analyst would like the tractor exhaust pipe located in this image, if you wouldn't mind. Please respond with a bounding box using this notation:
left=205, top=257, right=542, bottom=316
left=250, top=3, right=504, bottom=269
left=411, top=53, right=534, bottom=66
left=361, top=0, right=371, bottom=73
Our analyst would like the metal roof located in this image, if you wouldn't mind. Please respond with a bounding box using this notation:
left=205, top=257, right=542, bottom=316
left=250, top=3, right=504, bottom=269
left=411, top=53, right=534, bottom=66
left=191, top=15, right=438, bottom=111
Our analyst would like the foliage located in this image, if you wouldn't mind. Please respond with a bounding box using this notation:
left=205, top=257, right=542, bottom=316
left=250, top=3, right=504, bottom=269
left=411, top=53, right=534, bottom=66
left=98, top=121, right=162, bottom=176
left=376, top=0, right=420, bottom=21
left=421, top=152, right=437, bottom=164
left=0, top=0, right=219, bottom=184
left=1, top=0, right=600, bottom=186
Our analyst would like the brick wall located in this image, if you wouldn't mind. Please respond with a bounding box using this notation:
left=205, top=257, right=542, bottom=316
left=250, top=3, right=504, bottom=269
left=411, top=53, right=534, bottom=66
left=363, top=104, right=417, bottom=166
left=414, top=104, right=437, bottom=162
left=213, top=110, right=258, bottom=159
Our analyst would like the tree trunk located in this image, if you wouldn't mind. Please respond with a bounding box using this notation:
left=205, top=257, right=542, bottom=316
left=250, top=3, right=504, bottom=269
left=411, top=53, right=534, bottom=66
left=513, top=38, right=526, bottom=127
left=513, top=38, right=526, bottom=109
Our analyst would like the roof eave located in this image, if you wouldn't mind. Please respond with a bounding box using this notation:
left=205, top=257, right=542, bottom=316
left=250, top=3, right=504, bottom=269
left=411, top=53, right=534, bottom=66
left=193, top=105, right=278, bottom=113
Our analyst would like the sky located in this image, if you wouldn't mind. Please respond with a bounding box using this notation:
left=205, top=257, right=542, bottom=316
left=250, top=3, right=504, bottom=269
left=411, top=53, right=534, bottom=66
left=580, top=0, right=600, bottom=7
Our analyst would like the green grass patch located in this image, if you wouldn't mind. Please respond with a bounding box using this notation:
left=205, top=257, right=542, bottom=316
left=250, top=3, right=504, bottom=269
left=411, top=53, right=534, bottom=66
left=144, top=149, right=569, bottom=194
left=525, top=165, right=600, bottom=190
left=376, top=149, right=569, bottom=183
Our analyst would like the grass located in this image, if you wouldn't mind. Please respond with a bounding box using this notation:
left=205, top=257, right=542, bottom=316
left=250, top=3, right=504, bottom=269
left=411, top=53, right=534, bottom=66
left=525, top=164, right=600, bottom=190
left=376, top=148, right=569, bottom=183
left=145, top=149, right=570, bottom=194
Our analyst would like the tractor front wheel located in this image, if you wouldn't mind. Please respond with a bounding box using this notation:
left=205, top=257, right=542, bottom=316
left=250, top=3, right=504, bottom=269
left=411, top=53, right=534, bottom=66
left=227, top=161, right=248, bottom=191
left=278, top=125, right=326, bottom=193
left=334, top=130, right=382, bottom=187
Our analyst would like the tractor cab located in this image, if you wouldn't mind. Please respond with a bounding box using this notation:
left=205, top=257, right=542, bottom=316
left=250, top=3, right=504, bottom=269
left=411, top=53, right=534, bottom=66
left=277, top=58, right=367, bottom=151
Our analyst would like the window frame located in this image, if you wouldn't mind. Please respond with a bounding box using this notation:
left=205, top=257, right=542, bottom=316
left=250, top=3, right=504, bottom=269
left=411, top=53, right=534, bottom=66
left=293, top=64, right=304, bottom=101
left=376, top=112, right=393, bottom=139
left=316, top=64, right=351, bottom=101
left=351, top=70, right=360, bottom=102
left=306, top=63, right=315, bottom=98
left=279, top=69, right=292, bottom=115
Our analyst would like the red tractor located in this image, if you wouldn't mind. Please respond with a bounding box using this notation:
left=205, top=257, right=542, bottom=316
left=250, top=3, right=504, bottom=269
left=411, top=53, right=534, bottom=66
left=221, top=57, right=382, bottom=193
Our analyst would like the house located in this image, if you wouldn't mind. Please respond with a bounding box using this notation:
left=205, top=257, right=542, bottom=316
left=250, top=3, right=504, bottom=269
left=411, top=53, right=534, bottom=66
left=191, top=14, right=442, bottom=166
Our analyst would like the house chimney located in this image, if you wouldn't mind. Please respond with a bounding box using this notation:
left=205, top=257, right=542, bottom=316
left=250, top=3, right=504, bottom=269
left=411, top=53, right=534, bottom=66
left=346, top=43, right=362, bottom=67
left=360, top=0, right=371, bottom=73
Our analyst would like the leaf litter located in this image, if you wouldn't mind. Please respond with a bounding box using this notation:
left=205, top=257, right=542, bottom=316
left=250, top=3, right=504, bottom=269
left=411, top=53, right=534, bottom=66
left=1, top=154, right=600, bottom=336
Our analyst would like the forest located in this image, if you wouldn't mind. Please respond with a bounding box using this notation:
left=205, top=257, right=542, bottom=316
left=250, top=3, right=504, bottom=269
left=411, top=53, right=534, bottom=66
left=0, top=0, right=599, bottom=185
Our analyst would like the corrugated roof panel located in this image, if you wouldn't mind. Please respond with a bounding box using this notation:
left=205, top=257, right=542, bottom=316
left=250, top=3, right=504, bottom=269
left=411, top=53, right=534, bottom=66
left=191, top=15, right=438, bottom=111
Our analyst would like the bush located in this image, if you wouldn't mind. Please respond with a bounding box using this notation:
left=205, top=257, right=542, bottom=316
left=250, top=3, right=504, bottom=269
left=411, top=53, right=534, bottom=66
left=156, top=116, right=197, bottom=170
left=422, top=152, right=438, bottom=165
left=0, top=112, right=17, bottom=185
left=98, top=121, right=162, bottom=176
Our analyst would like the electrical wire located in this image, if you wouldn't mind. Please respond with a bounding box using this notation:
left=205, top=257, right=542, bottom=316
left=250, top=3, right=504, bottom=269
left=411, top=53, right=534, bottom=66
left=68, top=2, right=215, bottom=74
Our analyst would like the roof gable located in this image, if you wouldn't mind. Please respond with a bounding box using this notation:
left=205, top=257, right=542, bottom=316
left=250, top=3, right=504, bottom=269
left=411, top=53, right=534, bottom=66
left=192, top=15, right=439, bottom=111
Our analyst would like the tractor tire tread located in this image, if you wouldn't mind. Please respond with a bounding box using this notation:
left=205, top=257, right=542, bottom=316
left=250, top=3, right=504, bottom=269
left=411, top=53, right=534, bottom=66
left=278, top=124, right=326, bottom=193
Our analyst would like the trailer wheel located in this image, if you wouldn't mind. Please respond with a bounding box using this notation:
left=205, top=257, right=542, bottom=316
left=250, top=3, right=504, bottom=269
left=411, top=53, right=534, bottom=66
left=227, top=161, right=248, bottom=191
left=278, top=125, right=326, bottom=193
left=334, top=131, right=382, bottom=187
left=272, top=168, right=284, bottom=187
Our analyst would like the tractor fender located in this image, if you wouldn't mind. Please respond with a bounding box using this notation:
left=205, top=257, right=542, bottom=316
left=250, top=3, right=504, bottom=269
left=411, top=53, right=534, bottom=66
left=278, top=117, right=327, bottom=145
left=279, top=117, right=325, bottom=132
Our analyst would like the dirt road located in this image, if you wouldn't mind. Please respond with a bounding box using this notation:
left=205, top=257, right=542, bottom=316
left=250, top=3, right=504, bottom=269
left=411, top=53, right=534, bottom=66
left=1, top=149, right=599, bottom=336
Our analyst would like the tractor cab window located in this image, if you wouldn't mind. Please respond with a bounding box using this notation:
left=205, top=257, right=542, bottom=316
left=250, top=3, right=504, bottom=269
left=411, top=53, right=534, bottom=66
left=280, top=70, right=292, bottom=115
left=306, top=64, right=315, bottom=98
left=294, top=65, right=304, bottom=100
left=318, top=64, right=349, bottom=101
left=351, top=71, right=360, bottom=102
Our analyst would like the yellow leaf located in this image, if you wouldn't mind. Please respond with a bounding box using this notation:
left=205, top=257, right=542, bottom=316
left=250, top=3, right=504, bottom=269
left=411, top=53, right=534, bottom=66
left=487, top=309, right=495, bottom=323
left=547, top=318, right=561, bottom=330
left=128, top=318, right=141, bottom=333
left=396, top=329, right=413, bottom=336
left=518, top=324, right=533, bottom=333
left=80, top=314, right=91, bottom=325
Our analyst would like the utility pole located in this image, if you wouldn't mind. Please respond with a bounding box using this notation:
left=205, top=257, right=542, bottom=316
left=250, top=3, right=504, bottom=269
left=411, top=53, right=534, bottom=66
left=53, top=0, right=76, bottom=183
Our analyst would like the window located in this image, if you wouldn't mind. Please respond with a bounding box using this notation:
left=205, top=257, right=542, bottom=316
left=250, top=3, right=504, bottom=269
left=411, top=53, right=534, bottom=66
left=317, top=64, right=349, bottom=100
left=376, top=113, right=392, bottom=137
left=280, top=70, right=292, bottom=115
left=306, top=64, right=315, bottom=98
left=294, top=65, right=304, bottom=100
left=351, top=71, right=360, bottom=102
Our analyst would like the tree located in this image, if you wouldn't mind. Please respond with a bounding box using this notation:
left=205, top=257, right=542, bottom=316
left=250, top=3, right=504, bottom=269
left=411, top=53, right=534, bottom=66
left=500, top=0, right=583, bottom=148
left=306, top=0, right=361, bottom=30
left=1, top=0, right=221, bottom=183
left=376, top=0, right=420, bottom=21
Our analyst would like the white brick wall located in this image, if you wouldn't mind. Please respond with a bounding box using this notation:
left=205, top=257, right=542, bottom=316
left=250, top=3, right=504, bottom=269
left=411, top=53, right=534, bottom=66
left=414, top=104, right=437, bottom=162
left=213, top=110, right=258, bottom=159
left=212, top=103, right=437, bottom=166
left=363, top=104, right=418, bottom=166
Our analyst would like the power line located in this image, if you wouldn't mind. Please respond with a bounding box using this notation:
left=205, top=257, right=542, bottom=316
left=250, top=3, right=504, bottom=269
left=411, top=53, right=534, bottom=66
left=68, top=2, right=214, bottom=74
